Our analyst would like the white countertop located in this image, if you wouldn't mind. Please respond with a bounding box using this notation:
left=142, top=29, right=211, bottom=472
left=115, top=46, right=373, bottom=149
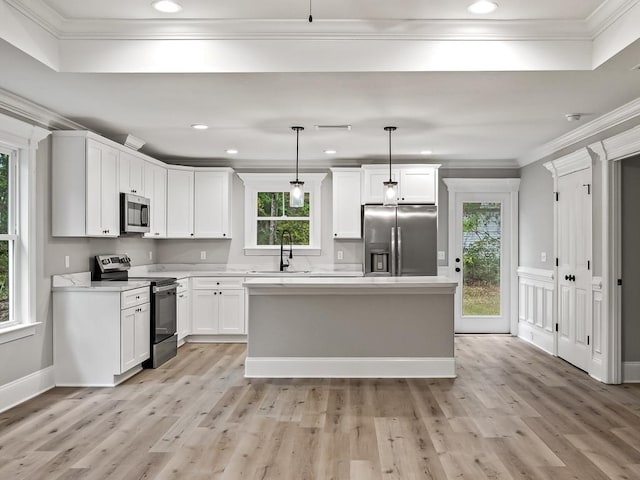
left=243, top=276, right=457, bottom=289
left=52, top=280, right=151, bottom=292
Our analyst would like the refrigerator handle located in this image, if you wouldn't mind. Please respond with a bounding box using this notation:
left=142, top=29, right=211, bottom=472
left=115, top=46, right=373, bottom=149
left=397, top=226, right=402, bottom=276
left=390, top=226, right=397, bottom=276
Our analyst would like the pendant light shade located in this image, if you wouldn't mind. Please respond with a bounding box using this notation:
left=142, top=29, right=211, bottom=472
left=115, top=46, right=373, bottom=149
left=383, top=126, right=398, bottom=206
left=290, top=126, right=305, bottom=208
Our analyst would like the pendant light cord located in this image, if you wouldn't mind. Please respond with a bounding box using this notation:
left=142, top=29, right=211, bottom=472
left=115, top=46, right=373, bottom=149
left=296, top=127, right=300, bottom=182
left=309, top=0, right=313, bottom=22
left=388, top=127, right=392, bottom=181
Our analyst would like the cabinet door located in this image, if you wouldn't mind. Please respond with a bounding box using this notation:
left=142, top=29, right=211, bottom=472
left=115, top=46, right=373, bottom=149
left=194, top=171, right=230, bottom=238
left=167, top=169, right=194, bottom=237
left=101, top=146, right=119, bottom=236
left=135, top=303, right=151, bottom=364
left=191, top=290, right=219, bottom=334
left=332, top=170, right=362, bottom=239
left=119, top=152, right=145, bottom=195
left=177, top=290, right=191, bottom=341
left=219, top=289, right=245, bottom=334
left=399, top=167, right=436, bottom=204
left=85, top=140, right=103, bottom=236
left=144, top=163, right=168, bottom=238
left=121, top=306, right=137, bottom=373
left=362, top=168, right=399, bottom=204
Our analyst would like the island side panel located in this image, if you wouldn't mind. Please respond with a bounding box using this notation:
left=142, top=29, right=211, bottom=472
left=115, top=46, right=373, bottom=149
left=247, top=293, right=453, bottom=358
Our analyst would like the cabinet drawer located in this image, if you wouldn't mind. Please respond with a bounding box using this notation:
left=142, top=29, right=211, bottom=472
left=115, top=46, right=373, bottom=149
left=121, top=287, right=151, bottom=309
left=176, top=278, right=189, bottom=293
left=192, top=277, right=244, bottom=290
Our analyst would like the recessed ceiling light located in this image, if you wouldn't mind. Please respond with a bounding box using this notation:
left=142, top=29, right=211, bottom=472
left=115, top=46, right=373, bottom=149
left=191, top=123, right=208, bottom=130
left=467, top=1, right=498, bottom=14
left=226, top=149, right=239, bottom=154
left=420, top=150, right=433, bottom=155
left=565, top=114, right=582, bottom=122
left=324, top=149, right=337, bottom=155
left=152, top=1, right=182, bottom=13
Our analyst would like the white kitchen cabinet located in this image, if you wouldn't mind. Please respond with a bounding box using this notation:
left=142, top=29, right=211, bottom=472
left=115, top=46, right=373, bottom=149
left=53, top=133, right=120, bottom=237
left=191, top=277, right=246, bottom=335
left=361, top=164, right=439, bottom=205
left=194, top=171, right=232, bottom=238
left=330, top=168, right=362, bottom=239
left=166, top=169, right=195, bottom=238
left=121, top=303, right=150, bottom=372
left=176, top=279, right=191, bottom=343
left=53, top=286, right=151, bottom=387
left=143, top=162, right=167, bottom=238
left=119, top=151, right=145, bottom=195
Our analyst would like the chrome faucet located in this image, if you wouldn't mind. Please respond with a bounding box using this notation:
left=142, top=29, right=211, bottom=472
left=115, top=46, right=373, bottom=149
left=280, top=229, right=293, bottom=272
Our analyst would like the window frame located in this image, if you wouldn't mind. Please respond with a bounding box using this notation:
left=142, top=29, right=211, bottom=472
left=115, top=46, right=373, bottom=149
left=0, top=148, right=18, bottom=329
left=0, top=113, right=49, bottom=344
left=238, top=173, right=327, bottom=255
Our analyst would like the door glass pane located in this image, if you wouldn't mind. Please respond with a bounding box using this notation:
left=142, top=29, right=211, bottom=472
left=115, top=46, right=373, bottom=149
left=462, top=202, right=501, bottom=316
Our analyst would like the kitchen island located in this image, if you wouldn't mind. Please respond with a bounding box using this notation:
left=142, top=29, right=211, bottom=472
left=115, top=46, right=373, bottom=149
left=243, top=276, right=457, bottom=378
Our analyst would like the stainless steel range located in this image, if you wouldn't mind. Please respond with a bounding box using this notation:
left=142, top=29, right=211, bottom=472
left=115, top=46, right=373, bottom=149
left=93, top=254, right=178, bottom=368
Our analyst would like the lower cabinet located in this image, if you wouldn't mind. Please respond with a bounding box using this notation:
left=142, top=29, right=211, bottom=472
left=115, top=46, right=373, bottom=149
left=177, top=284, right=191, bottom=343
left=121, top=303, right=151, bottom=372
left=190, top=277, right=246, bottom=336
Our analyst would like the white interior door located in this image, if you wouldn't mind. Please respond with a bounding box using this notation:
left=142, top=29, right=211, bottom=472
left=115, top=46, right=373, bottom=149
left=557, top=168, right=592, bottom=371
left=453, top=193, right=511, bottom=333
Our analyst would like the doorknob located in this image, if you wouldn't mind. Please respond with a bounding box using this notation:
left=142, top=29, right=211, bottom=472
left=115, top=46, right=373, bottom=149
left=570, top=275, right=576, bottom=282
left=565, top=275, right=570, bottom=281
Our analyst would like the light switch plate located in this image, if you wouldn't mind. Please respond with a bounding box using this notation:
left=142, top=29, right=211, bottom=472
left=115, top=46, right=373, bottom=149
left=65, top=255, right=70, bottom=269
left=541, top=252, right=547, bottom=263
left=337, top=250, right=344, bottom=260
left=149, top=251, right=153, bottom=261
left=200, top=251, right=207, bottom=260
left=437, top=251, right=446, bottom=261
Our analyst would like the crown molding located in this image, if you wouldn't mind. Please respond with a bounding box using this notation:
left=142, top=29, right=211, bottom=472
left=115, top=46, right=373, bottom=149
left=543, top=148, right=592, bottom=177
left=0, top=87, right=85, bottom=131
left=518, top=96, right=640, bottom=167
left=5, top=0, right=63, bottom=35
left=587, top=0, right=640, bottom=37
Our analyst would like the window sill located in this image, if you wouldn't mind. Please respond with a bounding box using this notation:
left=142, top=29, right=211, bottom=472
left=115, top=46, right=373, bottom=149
left=244, top=248, right=322, bottom=256
left=0, top=322, right=41, bottom=345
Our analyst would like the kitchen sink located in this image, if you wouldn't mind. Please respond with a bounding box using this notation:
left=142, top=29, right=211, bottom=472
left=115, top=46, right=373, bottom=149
left=247, top=270, right=311, bottom=275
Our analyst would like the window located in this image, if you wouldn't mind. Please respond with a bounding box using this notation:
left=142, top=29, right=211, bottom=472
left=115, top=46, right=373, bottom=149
left=238, top=173, right=326, bottom=254
left=257, top=192, right=310, bottom=246
left=0, top=150, right=15, bottom=326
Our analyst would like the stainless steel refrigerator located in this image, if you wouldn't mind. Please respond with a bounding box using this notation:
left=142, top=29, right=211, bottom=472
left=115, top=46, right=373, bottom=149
left=363, top=205, right=437, bottom=276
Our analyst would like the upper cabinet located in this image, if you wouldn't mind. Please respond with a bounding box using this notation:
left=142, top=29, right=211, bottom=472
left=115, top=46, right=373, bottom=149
left=166, top=168, right=233, bottom=239
left=330, top=168, right=362, bottom=239
left=119, top=151, right=146, bottom=195
left=361, top=164, right=439, bottom=205
left=144, top=162, right=167, bottom=238
left=52, top=133, right=119, bottom=237
left=194, top=171, right=232, bottom=238
left=166, top=169, right=195, bottom=238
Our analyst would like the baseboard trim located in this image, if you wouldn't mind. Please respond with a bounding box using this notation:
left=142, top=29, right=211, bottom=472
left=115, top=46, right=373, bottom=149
left=186, top=335, right=247, bottom=344
left=0, top=366, right=55, bottom=413
left=245, top=356, right=456, bottom=378
left=622, top=362, right=640, bottom=383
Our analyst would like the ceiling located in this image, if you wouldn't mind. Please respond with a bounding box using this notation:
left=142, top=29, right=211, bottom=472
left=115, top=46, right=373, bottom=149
left=1, top=0, right=640, bottom=167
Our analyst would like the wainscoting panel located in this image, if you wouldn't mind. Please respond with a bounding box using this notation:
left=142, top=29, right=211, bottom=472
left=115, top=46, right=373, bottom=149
left=517, top=267, right=555, bottom=354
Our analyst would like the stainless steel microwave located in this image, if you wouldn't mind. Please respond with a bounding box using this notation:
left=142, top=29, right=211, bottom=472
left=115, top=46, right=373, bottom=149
left=120, top=193, right=150, bottom=234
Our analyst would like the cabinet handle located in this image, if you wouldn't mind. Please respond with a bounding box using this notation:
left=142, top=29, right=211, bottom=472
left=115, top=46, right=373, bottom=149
left=190, top=233, right=194, bottom=237
left=179, top=294, right=184, bottom=298
left=223, top=233, right=226, bottom=237
left=214, top=292, right=217, bottom=295
left=334, top=233, right=337, bottom=237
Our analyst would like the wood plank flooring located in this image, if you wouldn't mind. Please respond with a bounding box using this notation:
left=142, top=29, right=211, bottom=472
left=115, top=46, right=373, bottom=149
left=2, top=336, right=640, bottom=479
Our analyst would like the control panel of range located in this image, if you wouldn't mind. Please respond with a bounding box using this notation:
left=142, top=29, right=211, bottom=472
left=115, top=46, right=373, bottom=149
left=95, top=254, right=132, bottom=272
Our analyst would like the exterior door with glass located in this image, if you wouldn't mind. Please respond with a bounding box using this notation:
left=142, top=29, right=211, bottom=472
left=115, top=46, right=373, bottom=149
left=453, top=192, right=512, bottom=333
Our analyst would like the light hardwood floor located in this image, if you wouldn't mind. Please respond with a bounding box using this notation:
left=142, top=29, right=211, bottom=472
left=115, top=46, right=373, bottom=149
left=1, top=337, right=640, bottom=479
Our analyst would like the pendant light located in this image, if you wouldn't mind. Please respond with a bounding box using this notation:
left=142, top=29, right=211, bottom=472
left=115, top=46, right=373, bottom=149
left=290, top=126, right=305, bottom=208
left=383, top=126, right=398, bottom=206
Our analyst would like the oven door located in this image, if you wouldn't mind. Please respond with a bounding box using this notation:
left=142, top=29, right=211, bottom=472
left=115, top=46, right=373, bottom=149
left=153, top=284, right=177, bottom=343
left=121, top=193, right=151, bottom=234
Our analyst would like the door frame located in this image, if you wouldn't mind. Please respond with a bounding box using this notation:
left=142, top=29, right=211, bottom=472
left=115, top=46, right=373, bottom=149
left=544, top=153, right=593, bottom=370
left=443, top=178, right=520, bottom=335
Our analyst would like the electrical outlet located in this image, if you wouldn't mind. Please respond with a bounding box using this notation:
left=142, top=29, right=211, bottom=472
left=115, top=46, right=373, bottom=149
left=65, top=255, right=70, bottom=269
left=541, top=252, right=547, bottom=263
left=337, top=250, right=344, bottom=260
left=149, top=251, right=153, bottom=261
left=200, top=251, right=207, bottom=260
left=437, top=251, right=446, bottom=261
